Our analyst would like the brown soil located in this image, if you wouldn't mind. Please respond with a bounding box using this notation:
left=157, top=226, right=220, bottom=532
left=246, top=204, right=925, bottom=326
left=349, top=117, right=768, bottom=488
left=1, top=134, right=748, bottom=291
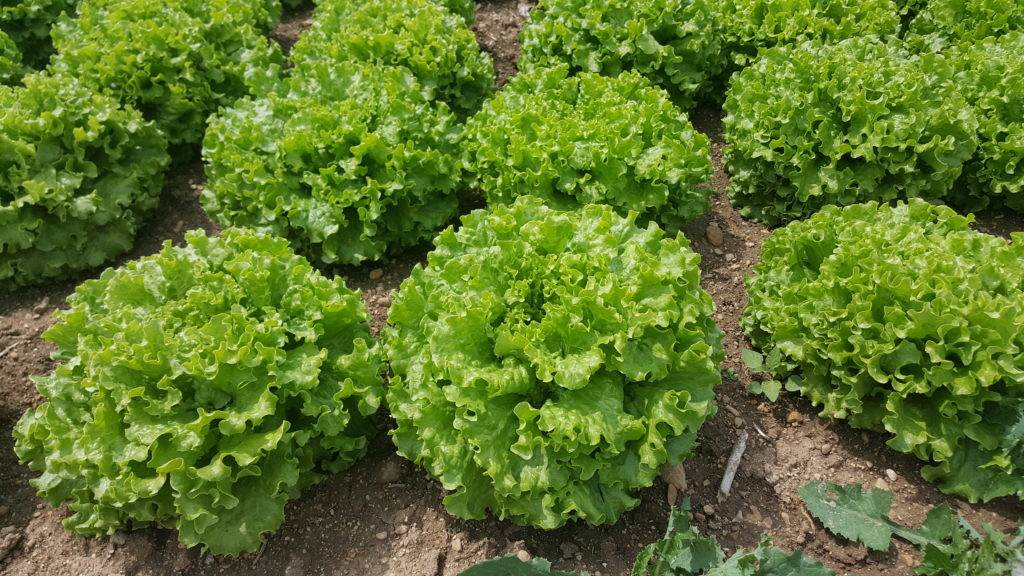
left=1, top=3, right=1021, bottom=576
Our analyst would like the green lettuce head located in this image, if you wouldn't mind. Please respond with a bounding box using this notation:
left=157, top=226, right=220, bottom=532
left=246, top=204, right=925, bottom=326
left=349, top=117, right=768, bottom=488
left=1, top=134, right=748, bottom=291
left=723, top=37, right=978, bottom=225
left=957, top=32, right=1024, bottom=213
left=518, top=0, right=726, bottom=111
left=463, top=65, right=712, bottom=230
left=0, top=72, right=169, bottom=291
left=743, top=199, right=1024, bottom=502
left=14, top=228, right=384, bottom=555
left=385, top=197, right=723, bottom=529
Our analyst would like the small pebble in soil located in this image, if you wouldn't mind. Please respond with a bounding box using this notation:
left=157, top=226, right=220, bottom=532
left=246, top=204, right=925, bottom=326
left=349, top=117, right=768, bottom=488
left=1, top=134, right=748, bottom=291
left=369, top=269, right=384, bottom=280
left=713, top=248, right=724, bottom=256
left=820, top=444, right=832, bottom=455
left=394, top=525, right=408, bottom=535
left=733, top=417, right=744, bottom=427
left=703, top=505, right=716, bottom=516
left=875, top=479, right=890, bottom=491
left=375, top=531, right=388, bottom=541
left=516, top=550, right=532, bottom=563
left=786, top=411, right=803, bottom=425
left=705, top=222, right=725, bottom=246
left=885, top=469, right=898, bottom=482
left=693, top=512, right=707, bottom=522
left=376, top=457, right=403, bottom=484
left=725, top=253, right=736, bottom=262
left=451, top=536, right=463, bottom=552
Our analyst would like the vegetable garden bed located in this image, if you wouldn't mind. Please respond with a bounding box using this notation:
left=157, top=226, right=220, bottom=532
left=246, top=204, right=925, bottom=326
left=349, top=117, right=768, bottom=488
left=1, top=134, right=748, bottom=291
left=0, top=1, right=1021, bottom=575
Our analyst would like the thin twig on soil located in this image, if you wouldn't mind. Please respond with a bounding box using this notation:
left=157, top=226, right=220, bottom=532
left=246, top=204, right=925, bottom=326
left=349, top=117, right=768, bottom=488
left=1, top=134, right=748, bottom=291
left=0, top=340, right=23, bottom=360
left=718, top=431, right=749, bottom=502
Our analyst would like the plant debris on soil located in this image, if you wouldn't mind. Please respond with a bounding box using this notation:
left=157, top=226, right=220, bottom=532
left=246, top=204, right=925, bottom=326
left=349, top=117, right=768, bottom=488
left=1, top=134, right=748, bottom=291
left=1, top=2, right=1021, bottom=575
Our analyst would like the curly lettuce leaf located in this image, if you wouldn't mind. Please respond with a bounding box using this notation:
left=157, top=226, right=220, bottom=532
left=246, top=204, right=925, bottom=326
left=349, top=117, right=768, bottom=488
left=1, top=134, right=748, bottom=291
left=955, top=32, right=1024, bottom=213
left=0, top=29, right=24, bottom=84
left=709, top=0, right=900, bottom=70
left=13, top=228, right=384, bottom=555
left=905, top=0, right=1024, bottom=52
left=463, top=66, right=711, bottom=229
left=0, top=0, right=77, bottom=67
left=743, top=200, right=1024, bottom=502
left=289, top=0, right=493, bottom=116
left=519, top=0, right=726, bottom=110
left=724, top=37, right=978, bottom=225
left=0, top=72, right=169, bottom=290
left=202, top=63, right=462, bottom=267
left=385, top=197, right=723, bottom=529
left=48, top=0, right=283, bottom=146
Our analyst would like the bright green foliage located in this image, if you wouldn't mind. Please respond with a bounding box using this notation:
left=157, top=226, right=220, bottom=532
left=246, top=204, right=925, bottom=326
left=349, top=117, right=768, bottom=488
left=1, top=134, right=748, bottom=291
left=632, top=504, right=834, bottom=576
left=463, top=66, right=711, bottom=229
left=13, top=228, right=384, bottom=556
left=0, top=0, right=77, bottom=67
left=0, top=73, right=169, bottom=291
left=905, top=0, right=1024, bottom=51
left=48, top=0, right=284, bottom=146
left=289, top=0, right=493, bottom=116
left=385, top=197, right=723, bottom=529
left=709, top=0, right=900, bottom=69
left=801, top=481, right=1024, bottom=575
left=460, top=555, right=586, bottom=576
left=0, top=29, right=23, bottom=84
left=723, top=38, right=978, bottom=225
left=202, top=63, right=462, bottom=267
left=519, top=0, right=726, bottom=110
left=743, top=200, right=1024, bottom=502
left=957, top=32, right=1024, bottom=213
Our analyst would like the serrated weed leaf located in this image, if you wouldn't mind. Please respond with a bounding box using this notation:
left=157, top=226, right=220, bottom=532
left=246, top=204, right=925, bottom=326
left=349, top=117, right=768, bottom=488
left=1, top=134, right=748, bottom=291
left=802, top=481, right=1024, bottom=575
left=800, top=480, right=896, bottom=551
left=459, top=555, right=587, bottom=576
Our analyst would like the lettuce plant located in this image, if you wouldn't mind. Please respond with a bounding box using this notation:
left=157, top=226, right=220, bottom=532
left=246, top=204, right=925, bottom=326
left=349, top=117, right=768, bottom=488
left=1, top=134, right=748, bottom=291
left=48, top=0, right=283, bottom=146
left=519, top=0, right=726, bottom=110
left=0, top=73, right=169, bottom=291
left=723, top=37, right=978, bottom=225
left=463, top=66, right=711, bottom=229
left=385, top=197, right=723, bottom=529
left=0, top=29, right=24, bottom=84
left=905, top=0, right=1024, bottom=51
left=202, top=63, right=462, bottom=267
left=742, top=199, right=1024, bottom=502
left=709, top=0, right=901, bottom=69
left=957, top=32, right=1024, bottom=213
left=289, top=0, right=493, bottom=116
left=14, top=228, right=384, bottom=555
left=0, top=0, right=77, bottom=67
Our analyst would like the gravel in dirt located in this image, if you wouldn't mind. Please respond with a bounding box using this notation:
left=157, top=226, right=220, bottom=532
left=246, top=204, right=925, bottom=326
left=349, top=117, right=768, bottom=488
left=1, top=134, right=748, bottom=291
left=1, top=2, right=1022, bottom=576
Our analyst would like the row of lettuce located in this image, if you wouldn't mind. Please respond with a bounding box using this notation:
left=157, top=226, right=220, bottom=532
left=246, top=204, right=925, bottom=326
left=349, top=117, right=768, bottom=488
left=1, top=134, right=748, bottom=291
left=4, top=0, right=1024, bottom=288
left=5, top=0, right=1023, bottom=562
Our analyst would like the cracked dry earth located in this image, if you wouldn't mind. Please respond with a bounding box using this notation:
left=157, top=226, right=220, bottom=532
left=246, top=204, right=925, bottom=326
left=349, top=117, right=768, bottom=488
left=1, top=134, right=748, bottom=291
left=1, top=1, right=1022, bottom=575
